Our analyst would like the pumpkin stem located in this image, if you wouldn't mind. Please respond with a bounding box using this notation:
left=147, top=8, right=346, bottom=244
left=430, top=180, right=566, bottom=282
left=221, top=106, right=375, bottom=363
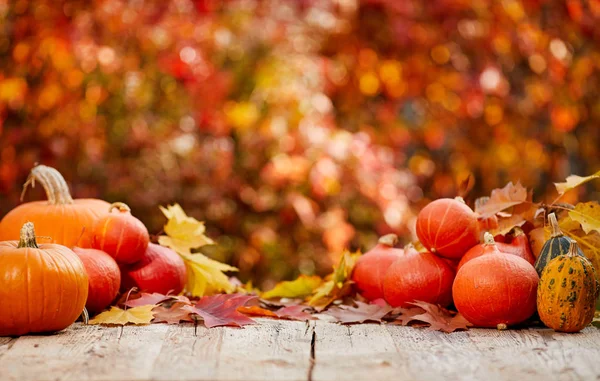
left=483, top=232, right=496, bottom=245
left=455, top=196, right=466, bottom=204
left=17, top=222, right=39, bottom=249
left=378, top=234, right=398, bottom=247
left=21, top=165, right=74, bottom=205
left=567, top=240, right=580, bottom=258
left=109, top=202, right=131, bottom=213
left=547, top=213, right=562, bottom=238
left=497, top=323, right=507, bottom=330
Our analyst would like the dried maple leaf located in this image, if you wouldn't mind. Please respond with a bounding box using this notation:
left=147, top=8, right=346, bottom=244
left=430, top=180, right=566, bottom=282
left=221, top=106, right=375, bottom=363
left=324, top=301, right=393, bottom=324
left=489, top=214, right=527, bottom=236
left=158, top=204, right=238, bottom=297
left=184, top=294, right=257, bottom=328
left=153, top=302, right=194, bottom=324
left=89, top=305, right=155, bottom=326
left=262, top=275, right=323, bottom=300
left=308, top=250, right=360, bottom=310
left=557, top=216, right=600, bottom=279
left=275, top=305, right=315, bottom=321
left=475, top=182, right=529, bottom=218
left=407, top=301, right=472, bottom=333
left=555, top=171, right=600, bottom=195
left=569, top=202, right=600, bottom=235
left=125, top=292, right=172, bottom=307
left=389, top=306, right=426, bottom=325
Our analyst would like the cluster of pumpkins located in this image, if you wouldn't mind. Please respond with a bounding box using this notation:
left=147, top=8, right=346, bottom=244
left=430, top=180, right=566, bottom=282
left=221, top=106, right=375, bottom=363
left=0, top=165, right=187, bottom=336
left=352, top=197, right=599, bottom=332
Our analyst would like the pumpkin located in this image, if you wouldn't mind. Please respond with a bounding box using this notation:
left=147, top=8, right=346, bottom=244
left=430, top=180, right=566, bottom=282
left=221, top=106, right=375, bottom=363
left=0, top=165, right=110, bottom=248
left=415, top=197, right=479, bottom=259
left=0, top=222, right=89, bottom=336
left=73, top=247, right=121, bottom=314
left=458, top=229, right=535, bottom=270
left=91, top=202, right=149, bottom=264
left=120, top=243, right=187, bottom=295
left=453, top=238, right=539, bottom=328
left=534, top=213, right=583, bottom=275
left=352, top=234, right=404, bottom=301
left=382, top=244, right=455, bottom=307
left=537, top=241, right=599, bottom=333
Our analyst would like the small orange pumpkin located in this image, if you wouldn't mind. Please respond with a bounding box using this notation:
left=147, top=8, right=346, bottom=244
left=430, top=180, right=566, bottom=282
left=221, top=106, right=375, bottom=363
left=0, top=165, right=110, bottom=247
left=0, top=222, right=89, bottom=336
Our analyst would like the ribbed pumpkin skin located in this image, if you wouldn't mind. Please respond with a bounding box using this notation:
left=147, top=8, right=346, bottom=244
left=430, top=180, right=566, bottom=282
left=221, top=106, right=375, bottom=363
left=453, top=254, right=539, bottom=327
left=537, top=254, right=598, bottom=333
left=73, top=247, right=121, bottom=314
left=352, top=248, right=403, bottom=301
left=0, top=238, right=88, bottom=336
left=0, top=199, right=110, bottom=248
left=534, top=236, right=583, bottom=275
left=416, top=198, right=479, bottom=259
left=458, top=233, right=535, bottom=270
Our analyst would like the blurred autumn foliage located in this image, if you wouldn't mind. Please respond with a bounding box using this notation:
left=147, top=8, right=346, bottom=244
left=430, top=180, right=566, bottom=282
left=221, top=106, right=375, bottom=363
left=1, top=0, right=600, bottom=288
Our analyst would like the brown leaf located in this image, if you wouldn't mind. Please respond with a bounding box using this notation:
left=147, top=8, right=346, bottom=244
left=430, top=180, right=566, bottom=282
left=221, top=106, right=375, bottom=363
left=125, top=292, right=173, bottom=308
left=275, top=305, right=316, bottom=321
left=407, top=301, right=472, bottom=333
left=475, top=182, right=529, bottom=218
left=184, top=294, right=257, bottom=328
left=389, top=306, right=427, bottom=325
left=153, top=302, right=194, bottom=324
left=456, top=172, right=475, bottom=198
left=324, top=301, right=393, bottom=324
left=489, top=214, right=526, bottom=236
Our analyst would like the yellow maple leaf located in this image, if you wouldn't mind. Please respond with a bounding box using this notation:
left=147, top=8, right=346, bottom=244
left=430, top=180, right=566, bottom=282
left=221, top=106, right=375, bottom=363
left=568, top=202, right=600, bottom=235
left=554, top=171, right=600, bottom=195
left=158, top=204, right=214, bottom=255
left=262, top=275, right=323, bottom=300
left=180, top=252, right=238, bottom=296
left=308, top=250, right=360, bottom=309
left=89, top=305, right=155, bottom=326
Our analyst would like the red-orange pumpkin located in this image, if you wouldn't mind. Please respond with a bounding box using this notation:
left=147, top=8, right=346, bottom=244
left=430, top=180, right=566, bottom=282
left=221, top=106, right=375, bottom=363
left=92, top=202, right=149, bottom=264
left=0, top=165, right=110, bottom=247
left=453, top=236, right=539, bottom=328
left=458, top=229, right=535, bottom=270
left=0, top=222, right=89, bottom=336
left=352, top=234, right=404, bottom=301
left=120, top=243, right=187, bottom=295
left=415, top=197, right=479, bottom=259
left=382, top=244, right=455, bottom=307
left=73, top=247, right=121, bottom=314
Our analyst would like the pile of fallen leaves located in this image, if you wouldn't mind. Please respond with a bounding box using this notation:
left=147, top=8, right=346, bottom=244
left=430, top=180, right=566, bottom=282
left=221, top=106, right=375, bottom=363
left=89, top=171, right=600, bottom=333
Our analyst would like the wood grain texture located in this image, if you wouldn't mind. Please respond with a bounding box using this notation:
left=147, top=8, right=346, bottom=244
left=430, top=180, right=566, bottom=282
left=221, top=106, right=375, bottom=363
left=1, top=321, right=600, bottom=381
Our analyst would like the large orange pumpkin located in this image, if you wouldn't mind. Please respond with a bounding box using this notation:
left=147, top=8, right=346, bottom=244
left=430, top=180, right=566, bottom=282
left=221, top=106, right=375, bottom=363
left=0, top=165, right=110, bottom=247
left=0, top=222, right=89, bottom=336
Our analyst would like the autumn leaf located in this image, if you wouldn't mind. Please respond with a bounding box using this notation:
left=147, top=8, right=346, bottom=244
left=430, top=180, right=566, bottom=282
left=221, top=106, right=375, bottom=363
left=405, top=301, right=472, bottom=333
left=89, top=306, right=155, bottom=326
left=324, top=301, right=393, bottom=324
left=489, top=214, right=526, bottom=236
left=181, top=251, right=238, bottom=297
left=275, top=305, right=316, bottom=321
left=475, top=182, right=529, bottom=218
left=568, top=202, right=600, bottom=235
left=184, top=294, right=258, bottom=328
left=557, top=216, right=600, bottom=281
left=308, top=250, right=360, bottom=310
left=555, top=171, right=600, bottom=195
left=261, top=275, right=323, bottom=300
left=158, top=204, right=214, bottom=254
left=153, top=302, right=194, bottom=324
left=237, top=305, right=278, bottom=318
left=390, top=306, right=428, bottom=326
left=125, top=292, right=173, bottom=308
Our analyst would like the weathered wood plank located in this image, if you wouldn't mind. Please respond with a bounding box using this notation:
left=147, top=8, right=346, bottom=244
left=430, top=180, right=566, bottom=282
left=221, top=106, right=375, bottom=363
left=0, top=323, right=170, bottom=381
left=152, top=318, right=313, bottom=381
left=0, top=337, right=16, bottom=359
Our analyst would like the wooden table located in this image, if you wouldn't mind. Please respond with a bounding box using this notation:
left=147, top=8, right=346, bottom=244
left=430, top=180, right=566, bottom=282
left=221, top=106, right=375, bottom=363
left=1, top=319, right=599, bottom=381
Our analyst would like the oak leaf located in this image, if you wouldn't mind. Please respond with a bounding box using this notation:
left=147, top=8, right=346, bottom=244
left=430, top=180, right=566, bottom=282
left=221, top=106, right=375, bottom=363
left=475, top=182, right=529, bottom=218
left=184, top=294, right=257, bottom=328
left=555, top=171, right=600, bottom=195
left=325, top=301, right=393, bottom=324
left=262, top=275, right=323, bottom=300
left=89, top=305, right=155, bottom=326
left=153, top=302, right=194, bottom=324
left=568, top=202, right=600, bottom=235
left=407, top=301, right=472, bottom=333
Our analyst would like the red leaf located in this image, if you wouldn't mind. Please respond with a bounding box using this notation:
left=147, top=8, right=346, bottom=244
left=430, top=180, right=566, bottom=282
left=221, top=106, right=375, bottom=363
left=324, top=301, right=393, bottom=324
left=125, top=292, right=173, bottom=307
left=475, top=182, right=529, bottom=218
left=407, top=301, right=472, bottom=333
left=237, top=305, right=278, bottom=318
left=275, top=305, right=316, bottom=321
left=153, top=302, right=194, bottom=324
left=184, top=294, right=258, bottom=328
